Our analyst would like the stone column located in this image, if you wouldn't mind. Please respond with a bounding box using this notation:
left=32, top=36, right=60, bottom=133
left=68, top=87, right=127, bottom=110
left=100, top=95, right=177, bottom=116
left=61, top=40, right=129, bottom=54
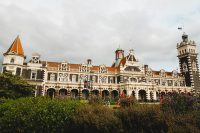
left=55, top=89, right=59, bottom=97
left=146, top=90, right=150, bottom=101
left=67, top=89, right=71, bottom=97
left=153, top=91, right=157, bottom=101
left=34, top=85, right=37, bottom=97
left=78, top=88, right=82, bottom=99
left=127, top=89, right=132, bottom=97
left=135, top=90, right=139, bottom=100
left=42, top=85, right=46, bottom=96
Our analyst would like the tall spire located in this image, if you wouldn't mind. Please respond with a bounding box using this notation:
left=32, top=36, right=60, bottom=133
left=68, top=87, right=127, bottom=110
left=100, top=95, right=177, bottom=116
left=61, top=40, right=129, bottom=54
left=4, top=35, right=24, bottom=57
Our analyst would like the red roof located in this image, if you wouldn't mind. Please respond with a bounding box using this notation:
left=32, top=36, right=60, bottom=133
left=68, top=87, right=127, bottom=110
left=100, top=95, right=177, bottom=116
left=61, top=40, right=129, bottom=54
left=4, top=36, right=24, bottom=57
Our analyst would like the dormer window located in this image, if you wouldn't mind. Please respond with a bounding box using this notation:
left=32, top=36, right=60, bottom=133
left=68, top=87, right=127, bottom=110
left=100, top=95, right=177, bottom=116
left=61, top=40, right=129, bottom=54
left=80, top=65, right=88, bottom=72
left=99, top=66, right=107, bottom=73
left=10, top=58, right=15, bottom=63
left=60, top=63, right=69, bottom=71
left=160, top=69, right=165, bottom=77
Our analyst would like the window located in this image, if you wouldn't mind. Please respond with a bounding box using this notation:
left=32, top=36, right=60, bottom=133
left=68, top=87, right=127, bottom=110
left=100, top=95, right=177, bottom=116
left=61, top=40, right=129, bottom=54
left=172, top=70, right=178, bottom=77
left=72, top=75, right=77, bottom=83
left=10, top=58, right=15, bottom=63
left=92, top=76, right=96, bottom=83
left=110, top=78, right=113, bottom=83
left=160, top=69, right=165, bottom=77
left=182, top=62, right=188, bottom=73
left=162, top=81, right=166, bottom=86
left=59, top=73, right=68, bottom=82
left=30, top=55, right=40, bottom=64
left=174, top=81, right=179, bottom=86
left=60, top=63, right=68, bottom=71
left=130, top=78, right=137, bottom=82
left=100, top=66, right=107, bottom=73
left=168, top=80, right=173, bottom=86
left=50, top=73, right=55, bottom=81
left=192, top=61, right=197, bottom=71
left=80, top=65, right=88, bottom=72
left=100, top=76, right=107, bottom=83
left=31, top=71, right=37, bottom=80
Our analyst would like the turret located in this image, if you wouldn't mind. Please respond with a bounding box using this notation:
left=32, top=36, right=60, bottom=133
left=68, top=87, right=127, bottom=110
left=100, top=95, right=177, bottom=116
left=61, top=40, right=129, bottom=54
left=115, top=47, right=124, bottom=60
left=2, top=36, right=25, bottom=75
left=114, top=47, right=124, bottom=67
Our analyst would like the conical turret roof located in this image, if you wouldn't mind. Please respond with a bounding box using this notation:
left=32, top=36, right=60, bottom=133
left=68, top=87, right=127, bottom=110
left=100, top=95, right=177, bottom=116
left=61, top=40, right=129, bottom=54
left=4, top=36, right=24, bottom=57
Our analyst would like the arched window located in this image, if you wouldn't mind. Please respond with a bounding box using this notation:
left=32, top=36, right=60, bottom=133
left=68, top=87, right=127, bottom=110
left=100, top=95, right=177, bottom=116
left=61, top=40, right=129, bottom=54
left=10, top=58, right=15, bottom=63
left=130, top=77, right=137, bottom=82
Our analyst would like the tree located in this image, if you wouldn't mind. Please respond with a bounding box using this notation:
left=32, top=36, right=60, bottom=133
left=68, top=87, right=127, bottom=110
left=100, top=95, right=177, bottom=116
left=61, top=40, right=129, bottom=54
left=0, top=71, right=34, bottom=99
left=0, top=97, right=82, bottom=132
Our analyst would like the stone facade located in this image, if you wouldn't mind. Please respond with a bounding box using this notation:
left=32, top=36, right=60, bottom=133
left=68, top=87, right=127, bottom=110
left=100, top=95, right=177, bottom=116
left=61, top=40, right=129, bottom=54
left=177, top=33, right=200, bottom=92
left=2, top=34, right=198, bottom=101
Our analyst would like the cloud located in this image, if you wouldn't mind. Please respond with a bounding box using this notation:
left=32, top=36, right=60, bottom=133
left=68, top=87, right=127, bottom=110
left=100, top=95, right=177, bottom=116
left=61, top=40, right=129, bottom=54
left=0, top=0, right=200, bottom=72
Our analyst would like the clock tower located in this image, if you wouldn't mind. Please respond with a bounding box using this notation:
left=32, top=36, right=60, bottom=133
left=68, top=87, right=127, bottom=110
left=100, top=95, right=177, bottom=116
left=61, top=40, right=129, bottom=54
left=177, top=33, right=200, bottom=91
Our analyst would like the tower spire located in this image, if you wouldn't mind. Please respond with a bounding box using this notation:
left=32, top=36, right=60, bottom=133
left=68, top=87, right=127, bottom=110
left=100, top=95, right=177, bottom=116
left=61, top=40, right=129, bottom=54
left=4, top=35, right=24, bottom=57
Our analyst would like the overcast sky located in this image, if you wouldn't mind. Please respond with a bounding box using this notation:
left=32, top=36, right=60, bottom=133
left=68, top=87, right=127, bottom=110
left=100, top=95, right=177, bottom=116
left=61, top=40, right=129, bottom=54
left=1, top=0, right=200, bottom=71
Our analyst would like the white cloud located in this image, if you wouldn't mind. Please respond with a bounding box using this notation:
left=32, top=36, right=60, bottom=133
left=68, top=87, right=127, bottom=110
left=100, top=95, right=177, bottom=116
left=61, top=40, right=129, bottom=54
left=0, top=0, right=200, bottom=71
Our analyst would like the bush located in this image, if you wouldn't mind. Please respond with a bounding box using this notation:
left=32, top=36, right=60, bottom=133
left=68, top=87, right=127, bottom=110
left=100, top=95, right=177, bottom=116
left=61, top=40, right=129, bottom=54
left=119, top=96, right=137, bottom=108
left=116, top=104, right=167, bottom=133
left=161, top=93, right=196, bottom=114
left=70, top=104, right=122, bottom=133
left=88, top=95, right=104, bottom=105
left=165, top=112, right=199, bottom=133
left=192, top=110, right=200, bottom=130
left=0, top=97, right=82, bottom=132
left=1, top=94, right=200, bottom=133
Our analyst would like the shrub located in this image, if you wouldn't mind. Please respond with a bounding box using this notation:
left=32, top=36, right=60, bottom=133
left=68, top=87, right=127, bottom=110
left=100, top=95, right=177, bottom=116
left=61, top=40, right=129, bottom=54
left=0, top=97, right=82, bottom=132
left=161, top=93, right=196, bottom=114
left=119, top=96, right=137, bottom=108
left=88, top=95, right=104, bottom=105
left=165, top=112, right=199, bottom=133
left=70, top=104, right=122, bottom=133
left=116, top=104, right=167, bottom=133
left=192, top=110, right=200, bottom=130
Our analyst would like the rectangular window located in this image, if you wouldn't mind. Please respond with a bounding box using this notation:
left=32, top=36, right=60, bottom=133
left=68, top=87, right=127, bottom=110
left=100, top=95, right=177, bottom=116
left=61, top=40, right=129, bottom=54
left=31, top=71, right=37, bottom=80
left=72, top=75, right=77, bottom=83
left=50, top=74, right=55, bottom=81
